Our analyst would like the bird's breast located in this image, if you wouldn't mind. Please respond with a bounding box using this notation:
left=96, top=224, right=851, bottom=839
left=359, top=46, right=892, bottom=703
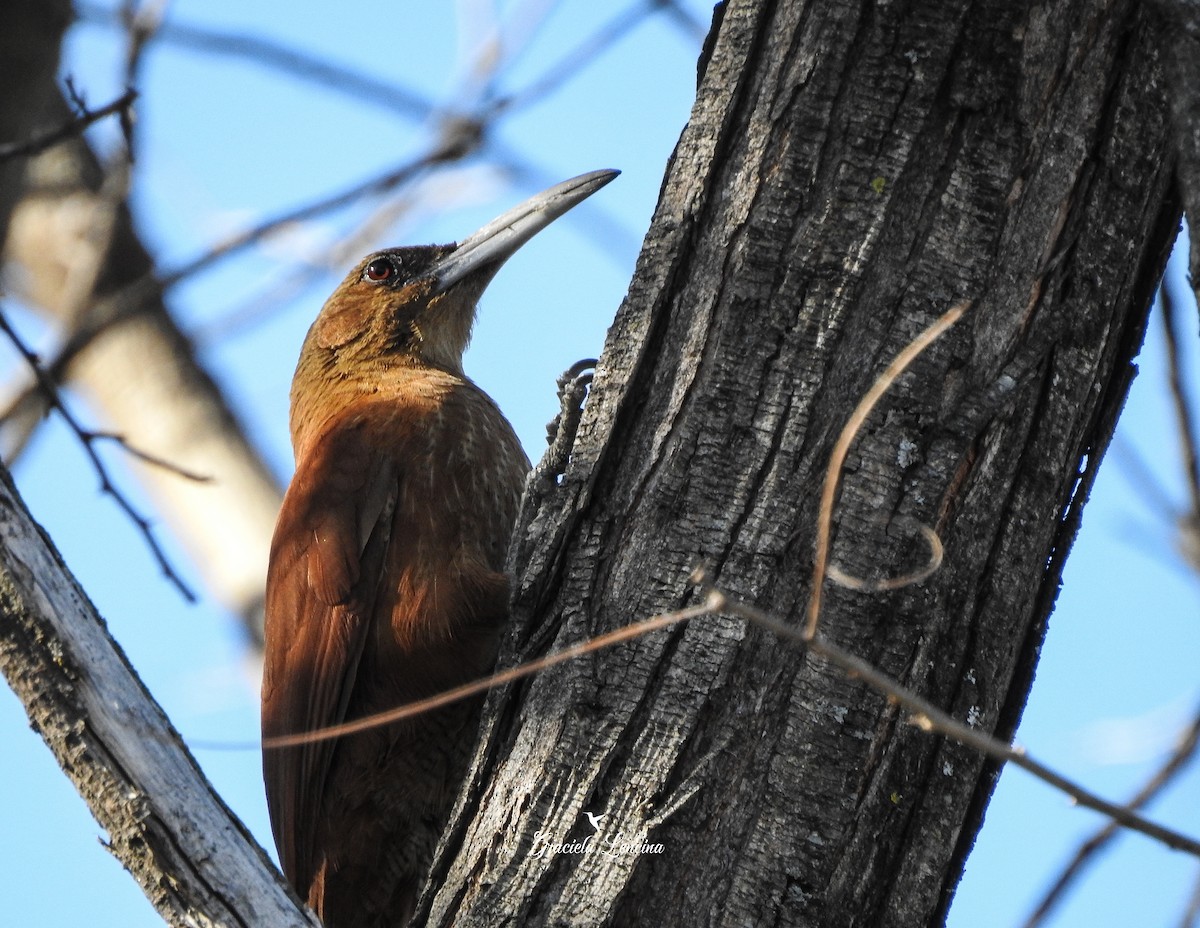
left=319, top=378, right=529, bottom=700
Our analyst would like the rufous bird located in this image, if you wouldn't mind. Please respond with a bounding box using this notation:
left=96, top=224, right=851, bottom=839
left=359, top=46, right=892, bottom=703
left=261, top=169, right=618, bottom=927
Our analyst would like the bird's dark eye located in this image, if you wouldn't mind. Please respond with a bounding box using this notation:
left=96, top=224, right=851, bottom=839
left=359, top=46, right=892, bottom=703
left=364, top=257, right=396, bottom=282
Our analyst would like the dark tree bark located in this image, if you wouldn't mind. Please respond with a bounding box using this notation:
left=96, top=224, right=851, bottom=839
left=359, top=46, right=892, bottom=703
left=422, top=1, right=1179, bottom=926
left=0, top=0, right=1188, bottom=926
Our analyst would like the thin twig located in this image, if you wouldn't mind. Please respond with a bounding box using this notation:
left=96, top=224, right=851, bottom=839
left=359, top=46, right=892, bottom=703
left=0, top=89, right=138, bottom=161
left=0, top=310, right=196, bottom=602
left=229, top=600, right=713, bottom=751
left=1160, top=281, right=1200, bottom=526
left=806, top=301, right=968, bottom=637
left=0, top=142, right=468, bottom=433
left=827, top=519, right=944, bottom=591
left=492, top=0, right=659, bottom=115
left=75, top=0, right=434, bottom=122
left=1021, top=705, right=1200, bottom=927
left=1179, top=866, right=1200, bottom=928
left=235, top=575, right=1200, bottom=858
left=159, top=140, right=470, bottom=291
left=88, top=432, right=211, bottom=483
left=0, top=2, right=161, bottom=467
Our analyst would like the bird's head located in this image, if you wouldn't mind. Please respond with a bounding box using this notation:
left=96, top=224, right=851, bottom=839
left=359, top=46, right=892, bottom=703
left=295, top=169, right=619, bottom=383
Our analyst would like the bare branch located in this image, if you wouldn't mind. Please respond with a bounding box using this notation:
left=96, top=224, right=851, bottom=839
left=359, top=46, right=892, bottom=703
left=87, top=431, right=211, bottom=483
left=0, top=308, right=197, bottom=601
left=1179, top=866, right=1200, bottom=928
left=0, top=464, right=316, bottom=927
left=0, top=88, right=137, bottom=161
left=159, top=137, right=475, bottom=292
left=234, top=571, right=1200, bottom=859
left=711, top=587, right=1200, bottom=858
left=0, top=138, right=470, bottom=441
left=1160, top=281, right=1200, bottom=525
left=263, top=599, right=717, bottom=750
left=493, top=0, right=662, bottom=114
left=1022, top=704, right=1200, bottom=927
left=74, top=0, right=434, bottom=121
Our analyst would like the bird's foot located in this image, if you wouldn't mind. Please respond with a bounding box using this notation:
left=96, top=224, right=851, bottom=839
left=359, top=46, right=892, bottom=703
left=537, top=358, right=596, bottom=487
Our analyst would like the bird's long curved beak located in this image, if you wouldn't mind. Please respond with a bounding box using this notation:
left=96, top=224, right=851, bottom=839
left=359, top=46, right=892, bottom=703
left=429, top=169, right=619, bottom=294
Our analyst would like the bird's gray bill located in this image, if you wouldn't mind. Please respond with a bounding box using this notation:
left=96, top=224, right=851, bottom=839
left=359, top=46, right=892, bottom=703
left=430, top=169, right=619, bottom=294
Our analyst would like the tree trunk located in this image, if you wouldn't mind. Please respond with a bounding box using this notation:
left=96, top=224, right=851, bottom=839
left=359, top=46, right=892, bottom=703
left=423, top=1, right=1178, bottom=926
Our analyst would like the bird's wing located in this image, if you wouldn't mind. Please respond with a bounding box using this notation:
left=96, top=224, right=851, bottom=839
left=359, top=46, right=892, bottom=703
left=261, top=420, right=398, bottom=896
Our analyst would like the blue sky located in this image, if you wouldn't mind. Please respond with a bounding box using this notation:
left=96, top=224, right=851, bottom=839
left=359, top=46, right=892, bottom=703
left=1, top=3, right=1197, bottom=926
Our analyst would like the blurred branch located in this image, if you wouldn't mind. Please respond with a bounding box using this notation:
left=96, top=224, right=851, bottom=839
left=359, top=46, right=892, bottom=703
left=54, top=1, right=668, bottom=349
left=1181, top=867, right=1200, bottom=928
left=490, top=0, right=661, bottom=115
left=0, top=461, right=317, bottom=928
left=1021, top=704, right=1200, bottom=927
left=192, top=183, right=429, bottom=345
left=2, top=87, right=283, bottom=635
left=0, top=0, right=72, bottom=249
left=1160, top=281, right=1200, bottom=521
left=74, top=0, right=434, bottom=121
left=38, top=1, right=156, bottom=343
left=161, top=129, right=478, bottom=290
left=0, top=307, right=198, bottom=600
left=656, top=0, right=711, bottom=41
left=2, top=131, right=478, bottom=408
left=0, top=88, right=136, bottom=161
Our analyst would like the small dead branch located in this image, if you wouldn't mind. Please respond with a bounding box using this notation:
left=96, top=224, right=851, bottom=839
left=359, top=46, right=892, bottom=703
left=1160, top=281, right=1200, bottom=530
left=247, top=572, right=1200, bottom=858
left=1022, top=704, right=1200, bottom=927
left=0, top=89, right=137, bottom=161
left=0, top=309, right=197, bottom=602
left=492, top=1, right=663, bottom=115
left=75, top=1, right=434, bottom=121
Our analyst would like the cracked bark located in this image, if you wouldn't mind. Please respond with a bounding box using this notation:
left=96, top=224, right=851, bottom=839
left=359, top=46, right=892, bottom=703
left=422, top=1, right=1179, bottom=926
left=0, top=0, right=1187, bottom=925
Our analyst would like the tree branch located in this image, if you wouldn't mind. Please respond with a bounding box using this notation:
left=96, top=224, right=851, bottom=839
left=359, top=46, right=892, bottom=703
left=0, top=462, right=316, bottom=928
left=0, top=306, right=198, bottom=601
left=0, top=88, right=136, bottom=161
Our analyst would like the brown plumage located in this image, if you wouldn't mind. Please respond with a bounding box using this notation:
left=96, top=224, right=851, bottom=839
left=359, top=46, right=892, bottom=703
left=261, top=170, right=618, bottom=927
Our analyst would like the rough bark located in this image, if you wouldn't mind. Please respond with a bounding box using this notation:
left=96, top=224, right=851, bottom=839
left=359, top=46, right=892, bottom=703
left=423, top=1, right=1178, bottom=926
left=0, top=465, right=316, bottom=928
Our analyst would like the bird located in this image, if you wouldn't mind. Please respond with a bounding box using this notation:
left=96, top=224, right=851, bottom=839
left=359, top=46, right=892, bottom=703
left=261, top=169, right=618, bottom=927
left=584, top=811, right=605, bottom=830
